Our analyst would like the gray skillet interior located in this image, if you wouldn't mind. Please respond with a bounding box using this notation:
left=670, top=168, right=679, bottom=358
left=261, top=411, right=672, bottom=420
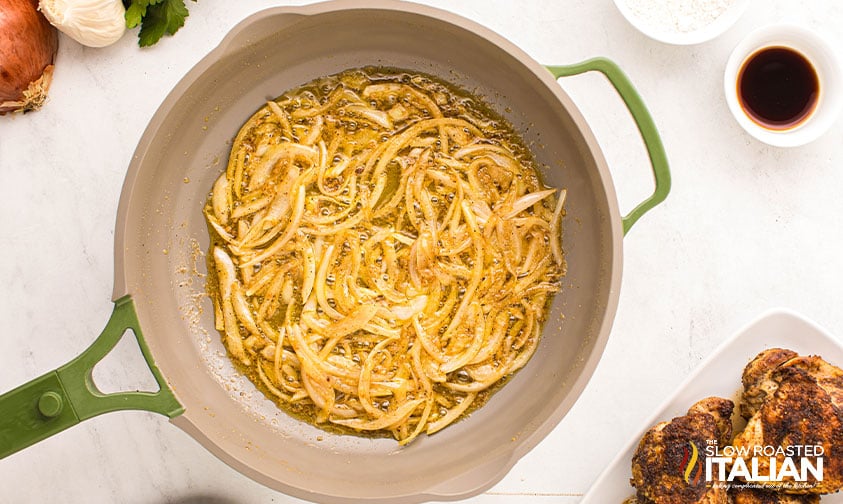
left=114, top=2, right=623, bottom=502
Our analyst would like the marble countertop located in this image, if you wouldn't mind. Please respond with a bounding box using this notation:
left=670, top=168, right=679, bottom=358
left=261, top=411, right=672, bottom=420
left=1, top=0, right=842, bottom=502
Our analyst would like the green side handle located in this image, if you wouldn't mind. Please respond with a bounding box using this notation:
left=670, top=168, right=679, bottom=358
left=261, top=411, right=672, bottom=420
left=0, top=295, right=183, bottom=459
left=547, top=57, right=671, bottom=235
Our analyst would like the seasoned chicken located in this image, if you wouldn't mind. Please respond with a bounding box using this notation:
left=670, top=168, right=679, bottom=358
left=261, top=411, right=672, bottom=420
left=688, top=397, right=734, bottom=445
left=729, top=487, right=819, bottom=503
left=629, top=397, right=734, bottom=504
left=732, top=349, right=843, bottom=494
left=740, top=348, right=799, bottom=419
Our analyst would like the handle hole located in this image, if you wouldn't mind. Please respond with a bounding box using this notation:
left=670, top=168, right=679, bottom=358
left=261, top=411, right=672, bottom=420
left=91, top=329, right=160, bottom=395
left=557, top=72, right=655, bottom=216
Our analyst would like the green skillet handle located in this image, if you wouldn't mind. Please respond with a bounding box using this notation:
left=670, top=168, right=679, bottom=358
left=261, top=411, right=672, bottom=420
left=0, top=295, right=183, bottom=458
left=548, top=57, right=671, bottom=235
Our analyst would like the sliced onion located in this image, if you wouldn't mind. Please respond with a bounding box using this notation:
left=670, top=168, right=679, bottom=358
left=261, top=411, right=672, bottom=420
left=550, top=189, right=567, bottom=267
left=332, top=399, right=424, bottom=431
left=426, top=393, right=476, bottom=434
left=502, top=188, right=557, bottom=219
left=205, top=71, right=569, bottom=443
left=388, top=295, right=428, bottom=321
left=324, top=304, right=379, bottom=337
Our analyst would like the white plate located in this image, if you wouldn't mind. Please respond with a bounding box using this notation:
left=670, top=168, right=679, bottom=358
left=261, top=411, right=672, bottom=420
left=582, top=309, right=843, bottom=502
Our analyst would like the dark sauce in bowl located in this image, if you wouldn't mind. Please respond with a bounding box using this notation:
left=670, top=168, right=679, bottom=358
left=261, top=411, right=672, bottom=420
left=738, top=46, right=819, bottom=130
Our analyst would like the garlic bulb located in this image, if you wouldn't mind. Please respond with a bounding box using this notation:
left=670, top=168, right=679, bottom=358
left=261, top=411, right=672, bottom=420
left=38, top=0, right=126, bottom=48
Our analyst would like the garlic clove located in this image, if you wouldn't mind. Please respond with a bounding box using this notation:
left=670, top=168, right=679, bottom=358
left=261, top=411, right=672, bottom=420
left=38, top=0, right=126, bottom=48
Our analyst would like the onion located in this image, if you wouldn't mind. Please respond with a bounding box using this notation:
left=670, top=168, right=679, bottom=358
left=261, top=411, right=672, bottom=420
left=206, top=70, right=569, bottom=443
left=0, top=0, right=58, bottom=114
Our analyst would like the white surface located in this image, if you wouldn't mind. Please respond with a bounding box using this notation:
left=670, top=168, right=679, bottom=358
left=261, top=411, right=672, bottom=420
left=582, top=310, right=843, bottom=502
left=0, top=0, right=842, bottom=503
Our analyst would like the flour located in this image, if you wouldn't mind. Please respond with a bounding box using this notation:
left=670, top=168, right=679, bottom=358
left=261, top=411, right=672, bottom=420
left=625, top=0, right=737, bottom=34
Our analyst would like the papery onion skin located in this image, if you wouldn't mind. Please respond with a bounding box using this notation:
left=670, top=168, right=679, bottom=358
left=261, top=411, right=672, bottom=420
left=0, top=0, right=58, bottom=114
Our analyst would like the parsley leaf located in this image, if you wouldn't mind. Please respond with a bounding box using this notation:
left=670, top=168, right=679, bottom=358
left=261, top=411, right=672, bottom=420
left=126, top=0, right=192, bottom=47
left=125, top=3, right=146, bottom=29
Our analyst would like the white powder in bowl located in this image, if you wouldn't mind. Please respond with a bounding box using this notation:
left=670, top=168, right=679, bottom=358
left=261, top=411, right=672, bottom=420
left=625, top=0, right=737, bottom=34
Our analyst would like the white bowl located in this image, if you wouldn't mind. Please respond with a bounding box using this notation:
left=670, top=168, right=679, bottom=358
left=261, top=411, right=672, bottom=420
left=613, top=0, right=750, bottom=45
left=724, top=24, right=843, bottom=147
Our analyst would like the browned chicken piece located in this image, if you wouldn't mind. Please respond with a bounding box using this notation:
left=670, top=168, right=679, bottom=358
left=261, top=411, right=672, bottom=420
left=688, top=396, right=735, bottom=446
left=732, top=350, right=843, bottom=494
left=740, top=348, right=799, bottom=419
left=630, top=397, right=735, bottom=504
left=730, top=487, right=820, bottom=503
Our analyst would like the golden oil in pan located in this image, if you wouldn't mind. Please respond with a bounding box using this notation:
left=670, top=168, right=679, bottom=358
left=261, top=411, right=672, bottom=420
left=205, top=66, right=560, bottom=440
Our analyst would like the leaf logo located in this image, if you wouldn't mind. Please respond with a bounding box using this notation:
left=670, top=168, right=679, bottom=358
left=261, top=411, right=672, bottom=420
left=679, top=441, right=703, bottom=485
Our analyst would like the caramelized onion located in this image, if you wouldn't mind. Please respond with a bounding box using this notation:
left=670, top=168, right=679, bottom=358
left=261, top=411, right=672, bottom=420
left=205, top=69, right=567, bottom=444
left=0, top=0, right=58, bottom=114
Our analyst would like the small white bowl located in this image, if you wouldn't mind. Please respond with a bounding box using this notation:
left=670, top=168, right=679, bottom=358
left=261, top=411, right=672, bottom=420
left=724, top=25, right=843, bottom=147
left=613, top=0, right=750, bottom=45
